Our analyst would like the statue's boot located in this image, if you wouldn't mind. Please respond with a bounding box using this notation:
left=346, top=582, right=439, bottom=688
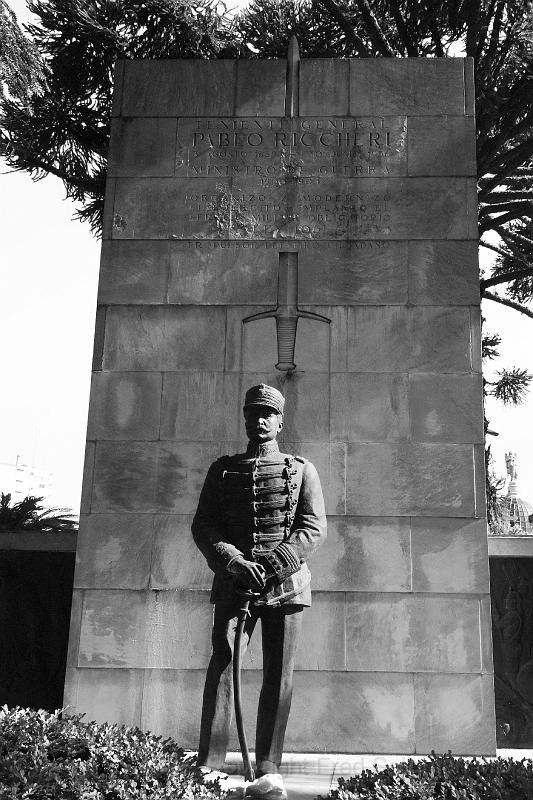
left=200, top=766, right=246, bottom=799
left=244, top=773, right=287, bottom=800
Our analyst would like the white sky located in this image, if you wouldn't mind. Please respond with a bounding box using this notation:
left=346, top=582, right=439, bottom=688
left=0, top=171, right=99, bottom=510
left=1, top=0, right=532, bottom=512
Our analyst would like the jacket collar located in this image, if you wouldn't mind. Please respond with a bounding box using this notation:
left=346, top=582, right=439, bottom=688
left=245, top=440, right=280, bottom=458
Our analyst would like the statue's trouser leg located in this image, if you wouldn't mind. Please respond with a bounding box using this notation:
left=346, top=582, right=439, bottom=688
left=197, top=602, right=258, bottom=768
left=255, top=605, right=303, bottom=776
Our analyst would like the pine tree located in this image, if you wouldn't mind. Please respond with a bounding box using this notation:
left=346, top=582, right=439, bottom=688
left=0, top=0, right=238, bottom=230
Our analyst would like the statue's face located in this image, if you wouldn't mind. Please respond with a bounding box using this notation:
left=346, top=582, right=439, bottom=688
left=244, top=405, right=283, bottom=443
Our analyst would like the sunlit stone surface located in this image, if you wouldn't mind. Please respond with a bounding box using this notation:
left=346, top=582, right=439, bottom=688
left=67, top=54, right=494, bottom=755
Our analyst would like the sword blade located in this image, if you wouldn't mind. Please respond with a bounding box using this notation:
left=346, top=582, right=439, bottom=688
left=285, top=36, right=300, bottom=118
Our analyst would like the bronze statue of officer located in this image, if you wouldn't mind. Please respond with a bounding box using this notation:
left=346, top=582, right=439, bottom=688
left=192, top=384, right=327, bottom=798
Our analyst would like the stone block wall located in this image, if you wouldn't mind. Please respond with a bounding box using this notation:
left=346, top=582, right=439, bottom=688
left=66, top=57, right=496, bottom=755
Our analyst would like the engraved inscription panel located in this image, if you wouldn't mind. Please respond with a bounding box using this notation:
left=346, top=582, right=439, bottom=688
left=183, top=177, right=394, bottom=239
left=175, top=117, right=407, bottom=179
left=110, top=112, right=476, bottom=242
left=111, top=176, right=473, bottom=241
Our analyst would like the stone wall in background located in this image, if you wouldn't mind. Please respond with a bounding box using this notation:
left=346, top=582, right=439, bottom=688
left=65, top=57, right=496, bottom=755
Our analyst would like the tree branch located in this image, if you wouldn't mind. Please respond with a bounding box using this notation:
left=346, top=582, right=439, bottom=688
left=500, top=79, right=533, bottom=111
left=479, top=239, right=531, bottom=269
left=479, top=201, right=533, bottom=216
left=490, top=30, right=522, bottom=80
left=483, top=191, right=533, bottom=203
left=481, top=267, right=533, bottom=290
left=486, top=138, right=533, bottom=176
left=482, top=0, right=506, bottom=67
left=353, top=0, right=396, bottom=56
left=5, top=149, right=101, bottom=195
left=481, top=142, right=533, bottom=198
left=481, top=170, right=533, bottom=184
left=495, top=225, right=533, bottom=250
left=465, top=0, right=481, bottom=58
left=428, top=19, right=445, bottom=57
left=480, top=211, right=532, bottom=233
left=482, top=290, right=533, bottom=319
left=476, top=0, right=498, bottom=61
left=314, top=0, right=371, bottom=56
left=478, top=113, right=533, bottom=175
left=384, top=0, right=418, bottom=56
left=492, top=176, right=533, bottom=185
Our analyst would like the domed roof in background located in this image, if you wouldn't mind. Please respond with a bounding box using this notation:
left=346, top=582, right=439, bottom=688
left=498, top=452, right=533, bottom=535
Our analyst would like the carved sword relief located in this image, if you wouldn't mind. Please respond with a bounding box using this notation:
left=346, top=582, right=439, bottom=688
left=243, top=38, right=331, bottom=372
left=285, top=35, right=299, bottom=118
left=243, top=252, right=330, bottom=372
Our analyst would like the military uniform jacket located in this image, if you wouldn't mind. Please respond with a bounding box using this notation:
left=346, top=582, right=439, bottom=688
left=192, top=440, right=327, bottom=607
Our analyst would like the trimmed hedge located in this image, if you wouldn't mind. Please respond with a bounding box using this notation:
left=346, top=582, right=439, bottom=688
left=0, top=706, right=224, bottom=799
left=327, top=752, right=533, bottom=800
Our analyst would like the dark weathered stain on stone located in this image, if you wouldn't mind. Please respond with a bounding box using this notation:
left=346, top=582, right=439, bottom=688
left=113, top=213, right=127, bottom=231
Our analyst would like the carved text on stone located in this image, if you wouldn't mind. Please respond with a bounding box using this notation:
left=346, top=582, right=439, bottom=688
left=176, top=117, right=407, bottom=179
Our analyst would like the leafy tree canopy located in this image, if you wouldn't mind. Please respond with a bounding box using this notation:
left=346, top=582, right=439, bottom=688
left=0, top=0, right=44, bottom=99
left=0, top=492, right=77, bottom=531
left=0, top=0, right=238, bottom=229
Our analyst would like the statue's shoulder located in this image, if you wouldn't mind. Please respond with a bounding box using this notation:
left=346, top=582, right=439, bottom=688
left=208, top=454, right=233, bottom=472
left=214, top=452, right=248, bottom=468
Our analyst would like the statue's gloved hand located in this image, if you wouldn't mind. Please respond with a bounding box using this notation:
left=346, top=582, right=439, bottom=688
left=255, top=543, right=301, bottom=586
left=227, top=556, right=266, bottom=593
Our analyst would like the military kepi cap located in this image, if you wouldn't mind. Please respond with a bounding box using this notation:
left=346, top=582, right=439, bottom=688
left=243, top=384, right=285, bottom=414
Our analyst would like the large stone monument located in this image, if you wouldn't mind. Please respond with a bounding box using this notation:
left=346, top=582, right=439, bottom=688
left=65, top=47, right=496, bottom=755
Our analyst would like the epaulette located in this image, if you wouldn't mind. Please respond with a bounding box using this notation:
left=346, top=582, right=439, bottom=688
left=294, top=456, right=306, bottom=464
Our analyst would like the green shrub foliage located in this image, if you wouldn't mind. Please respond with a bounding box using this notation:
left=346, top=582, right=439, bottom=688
left=328, top=752, right=533, bottom=800
left=0, top=706, right=224, bottom=799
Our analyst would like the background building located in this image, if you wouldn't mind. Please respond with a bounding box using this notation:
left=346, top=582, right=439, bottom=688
left=496, top=453, right=533, bottom=535
left=0, top=456, right=54, bottom=506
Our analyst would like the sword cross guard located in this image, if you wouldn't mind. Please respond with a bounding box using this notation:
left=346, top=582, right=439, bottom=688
left=243, top=252, right=331, bottom=372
